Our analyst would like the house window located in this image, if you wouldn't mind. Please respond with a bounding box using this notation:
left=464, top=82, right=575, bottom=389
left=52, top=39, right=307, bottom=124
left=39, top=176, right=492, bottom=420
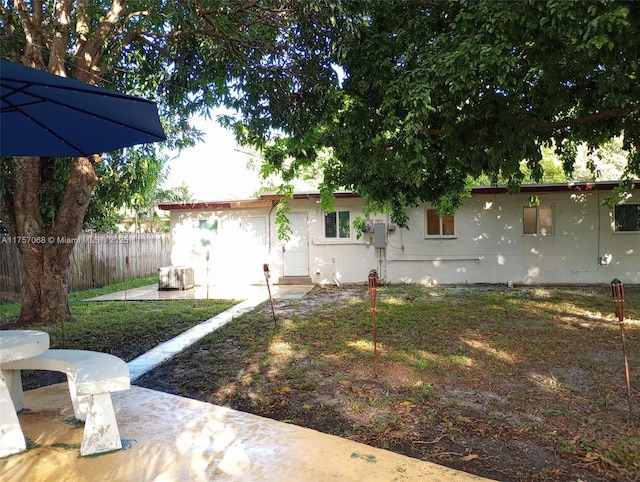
left=614, top=204, right=640, bottom=232
left=426, top=209, right=455, bottom=236
left=523, top=204, right=554, bottom=235
left=197, top=217, right=218, bottom=246
left=325, top=210, right=351, bottom=238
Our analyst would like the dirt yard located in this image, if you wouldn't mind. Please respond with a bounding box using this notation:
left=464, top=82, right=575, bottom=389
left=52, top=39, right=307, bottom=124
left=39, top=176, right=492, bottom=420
left=134, top=283, right=639, bottom=481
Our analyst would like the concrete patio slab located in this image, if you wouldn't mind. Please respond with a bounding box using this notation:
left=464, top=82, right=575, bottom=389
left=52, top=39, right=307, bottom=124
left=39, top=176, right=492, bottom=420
left=86, top=283, right=312, bottom=302
left=1, top=283, right=493, bottom=481
left=0, top=383, right=492, bottom=482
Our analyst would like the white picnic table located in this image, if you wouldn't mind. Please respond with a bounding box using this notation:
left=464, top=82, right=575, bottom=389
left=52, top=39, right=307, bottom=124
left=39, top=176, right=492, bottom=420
left=1, top=329, right=131, bottom=457
left=0, top=329, right=50, bottom=457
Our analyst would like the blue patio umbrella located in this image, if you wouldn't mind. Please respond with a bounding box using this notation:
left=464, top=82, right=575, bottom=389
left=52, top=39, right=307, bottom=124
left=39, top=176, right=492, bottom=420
left=0, top=59, right=166, bottom=157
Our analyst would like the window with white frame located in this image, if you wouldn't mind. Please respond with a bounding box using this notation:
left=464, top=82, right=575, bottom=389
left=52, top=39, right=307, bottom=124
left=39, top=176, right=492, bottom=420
left=324, top=210, right=351, bottom=238
left=425, top=209, right=455, bottom=237
left=523, top=204, right=554, bottom=235
left=614, top=204, right=640, bottom=232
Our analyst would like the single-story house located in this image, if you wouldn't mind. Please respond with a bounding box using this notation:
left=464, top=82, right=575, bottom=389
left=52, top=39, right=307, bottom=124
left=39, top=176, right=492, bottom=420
left=158, top=181, right=639, bottom=286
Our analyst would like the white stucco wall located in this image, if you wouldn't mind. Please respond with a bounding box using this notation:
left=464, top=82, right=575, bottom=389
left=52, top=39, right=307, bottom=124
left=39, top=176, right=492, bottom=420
left=382, top=191, right=639, bottom=285
left=300, top=198, right=378, bottom=286
left=168, top=208, right=278, bottom=286
left=165, top=189, right=639, bottom=287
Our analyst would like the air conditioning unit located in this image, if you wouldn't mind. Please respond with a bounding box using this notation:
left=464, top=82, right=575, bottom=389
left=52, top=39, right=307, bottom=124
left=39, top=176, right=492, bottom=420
left=158, top=266, right=194, bottom=290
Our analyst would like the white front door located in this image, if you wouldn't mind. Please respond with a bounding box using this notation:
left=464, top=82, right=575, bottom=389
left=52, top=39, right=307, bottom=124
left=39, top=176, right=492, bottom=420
left=283, top=212, right=309, bottom=277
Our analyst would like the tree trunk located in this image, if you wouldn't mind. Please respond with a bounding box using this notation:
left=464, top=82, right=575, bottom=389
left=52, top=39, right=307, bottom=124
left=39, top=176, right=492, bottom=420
left=13, top=156, right=99, bottom=326
left=18, top=241, right=72, bottom=325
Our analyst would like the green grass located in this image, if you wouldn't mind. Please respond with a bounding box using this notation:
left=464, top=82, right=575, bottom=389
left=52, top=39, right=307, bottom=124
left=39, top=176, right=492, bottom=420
left=0, top=275, right=238, bottom=361
left=3, top=280, right=639, bottom=481
left=134, top=283, right=640, bottom=482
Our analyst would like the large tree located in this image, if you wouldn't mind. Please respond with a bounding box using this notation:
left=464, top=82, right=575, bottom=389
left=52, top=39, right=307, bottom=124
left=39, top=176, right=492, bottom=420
left=0, top=0, right=338, bottom=325
left=2, top=0, right=639, bottom=325
left=241, top=0, right=640, bottom=225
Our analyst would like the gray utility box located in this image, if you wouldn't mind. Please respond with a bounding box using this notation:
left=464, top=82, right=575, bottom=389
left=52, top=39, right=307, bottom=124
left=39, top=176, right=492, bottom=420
left=158, top=265, right=194, bottom=290
left=374, top=223, right=386, bottom=248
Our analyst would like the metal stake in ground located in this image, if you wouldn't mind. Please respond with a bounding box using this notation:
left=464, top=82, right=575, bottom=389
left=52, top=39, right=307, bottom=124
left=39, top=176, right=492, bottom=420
left=610, top=279, right=634, bottom=423
left=206, top=251, right=210, bottom=301
left=125, top=255, right=130, bottom=301
left=264, top=264, right=277, bottom=326
left=368, top=269, right=379, bottom=378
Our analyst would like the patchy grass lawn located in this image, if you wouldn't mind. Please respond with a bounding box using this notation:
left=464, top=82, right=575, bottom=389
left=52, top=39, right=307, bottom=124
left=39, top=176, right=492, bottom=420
left=0, top=275, right=238, bottom=389
left=135, top=284, right=640, bottom=482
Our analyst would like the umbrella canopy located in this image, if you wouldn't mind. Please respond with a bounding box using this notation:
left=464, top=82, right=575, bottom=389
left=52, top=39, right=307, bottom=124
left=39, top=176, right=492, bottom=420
left=0, top=59, right=166, bottom=157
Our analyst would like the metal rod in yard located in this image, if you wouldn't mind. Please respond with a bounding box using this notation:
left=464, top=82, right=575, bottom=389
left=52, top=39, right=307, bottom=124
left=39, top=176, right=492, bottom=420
left=125, top=255, right=129, bottom=300
left=610, top=279, right=634, bottom=424
left=206, top=251, right=210, bottom=301
left=264, top=264, right=277, bottom=326
left=368, top=268, right=379, bottom=378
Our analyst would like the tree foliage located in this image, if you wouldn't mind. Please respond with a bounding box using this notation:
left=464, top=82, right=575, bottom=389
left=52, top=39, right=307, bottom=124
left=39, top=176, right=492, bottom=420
left=0, top=0, right=342, bottom=228
left=0, top=0, right=341, bottom=323
left=228, top=0, right=640, bottom=226
left=1, top=0, right=639, bottom=322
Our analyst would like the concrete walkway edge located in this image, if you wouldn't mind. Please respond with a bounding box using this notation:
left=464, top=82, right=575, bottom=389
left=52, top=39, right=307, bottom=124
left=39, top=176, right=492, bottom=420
left=128, top=293, right=269, bottom=382
left=1, top=286, right=493, bottom=481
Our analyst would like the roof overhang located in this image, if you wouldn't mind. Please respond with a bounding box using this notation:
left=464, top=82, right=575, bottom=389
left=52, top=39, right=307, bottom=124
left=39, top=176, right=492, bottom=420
left=471, top=181, right=639, bottom=195
left=158, top=182, right=639, bottom=211
left=157, top=199, right=275, bottom=211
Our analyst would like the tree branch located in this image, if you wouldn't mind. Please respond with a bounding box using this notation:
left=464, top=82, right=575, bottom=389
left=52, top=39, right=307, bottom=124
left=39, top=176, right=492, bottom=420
left=533, top=107, right=637, bottom=132
left=197, top=0, right=288, bottom=19
left=73, top=0, right=128, bottom=83
left=76, top=0, right=90, bottom=43
left=13, top=0, right=45, bottom=68
left=426, top=107, right=636, bottom=138
left=48, top=0, right=73, bottom=76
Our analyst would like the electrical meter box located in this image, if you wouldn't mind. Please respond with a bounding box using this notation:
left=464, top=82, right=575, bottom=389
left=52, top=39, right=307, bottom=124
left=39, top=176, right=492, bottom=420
left=374, top=223, right=386, bottom=248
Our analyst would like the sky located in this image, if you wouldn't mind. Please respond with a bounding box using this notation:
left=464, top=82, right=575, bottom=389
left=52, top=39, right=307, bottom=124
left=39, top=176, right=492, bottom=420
left=163, top=115, right=262, bottom=201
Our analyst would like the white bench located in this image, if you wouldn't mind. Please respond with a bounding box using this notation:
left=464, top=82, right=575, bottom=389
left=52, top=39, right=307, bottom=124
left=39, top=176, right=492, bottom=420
left=2, top=349, right=130, bottom=456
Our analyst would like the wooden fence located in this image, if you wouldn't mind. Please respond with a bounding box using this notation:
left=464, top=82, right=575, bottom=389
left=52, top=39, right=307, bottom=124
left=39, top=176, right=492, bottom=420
left=0, top=233, right=171, bottom=301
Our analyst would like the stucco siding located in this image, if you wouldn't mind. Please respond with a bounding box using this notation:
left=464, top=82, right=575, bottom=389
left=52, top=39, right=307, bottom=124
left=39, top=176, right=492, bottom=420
left=163, top=186, right=639, bottom=286
left=381, top=191, right=638, bottom=285
left=169, top=208, right=277, bottom=286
